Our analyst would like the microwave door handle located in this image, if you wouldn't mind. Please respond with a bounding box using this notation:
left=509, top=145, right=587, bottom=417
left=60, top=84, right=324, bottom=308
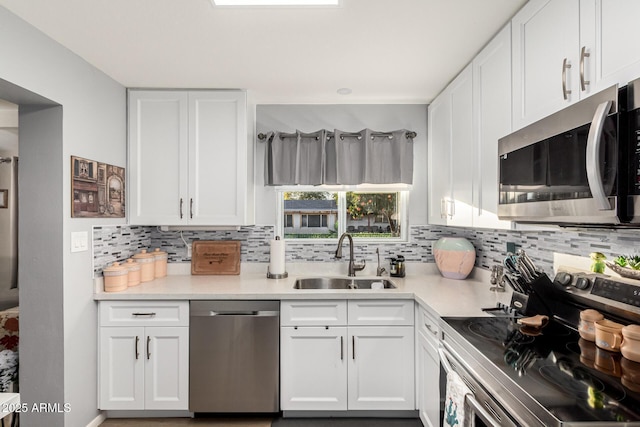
left=586, top=100, right=614, bottom=210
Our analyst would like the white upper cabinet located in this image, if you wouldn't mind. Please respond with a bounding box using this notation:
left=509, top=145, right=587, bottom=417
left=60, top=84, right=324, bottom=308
left=429, top=26, right=513, bottom=230
left=128, top=91, right=189, bottom=225
left=582, top=0, right=640, bottom=93
left=128, top=90, right=251, bottom=226
left=427, top=84, right=451, bottom=226
left=512, top=0, right=581, bottom=129
left=472, top=24, right=513, bottom=230
left=448, top=65, right=475, bottom=228
left=427, top=64, right=473, bottom=227
left=188, top=92, right=248, bottom=225
left=512, top=0, right=640, bottom=130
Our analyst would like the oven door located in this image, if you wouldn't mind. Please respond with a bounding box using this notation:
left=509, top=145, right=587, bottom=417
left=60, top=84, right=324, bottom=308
left=439, top=345, right=518, bottom=427
left=498, top=84, right=623, bottom=225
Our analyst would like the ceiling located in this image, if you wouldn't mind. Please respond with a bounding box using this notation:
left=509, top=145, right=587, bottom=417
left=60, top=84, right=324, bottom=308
left=0, top=0, right=526, bottom=104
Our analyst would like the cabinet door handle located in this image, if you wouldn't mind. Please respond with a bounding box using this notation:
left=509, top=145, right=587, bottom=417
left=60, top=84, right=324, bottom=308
left=352, top=336, right=355, bottom=360
left=179, top=198, right=184, bottom=219
left=135, top=336, right=139, bottom=360
left=340, top=336, right=344, bottom=361
left=426, top=324, right=438, bottom=336
left=190, top=198, right=194, bottom=219
left=562, top=58, right=572, bottom=100
left=146, top=336, right=151, bottom=360
left=444, top=199, right=454, bottom=219
left=580, top=46, right=590, bottom=91
left=132, top=312, right=156, bottom=317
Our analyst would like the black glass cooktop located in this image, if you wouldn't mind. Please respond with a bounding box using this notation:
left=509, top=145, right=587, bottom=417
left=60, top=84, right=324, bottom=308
left=444, top=316, right=640, bottom=424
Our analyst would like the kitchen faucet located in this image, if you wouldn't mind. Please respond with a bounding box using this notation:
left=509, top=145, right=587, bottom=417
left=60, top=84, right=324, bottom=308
left=376, top=248, right=386, bottom=276
left=335, top=233, right=366, bottom=277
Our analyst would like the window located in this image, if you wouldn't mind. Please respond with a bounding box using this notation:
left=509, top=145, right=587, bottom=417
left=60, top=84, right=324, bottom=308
left=345, top=192, right=401, bottom=237
left=278, top=189, right=407, bottom=240
left=281, top=191, right=338, bottom=239
left=301, top=214, right=327, bottom=227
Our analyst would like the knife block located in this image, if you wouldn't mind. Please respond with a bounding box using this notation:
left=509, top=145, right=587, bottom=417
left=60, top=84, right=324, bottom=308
left=509, top=273, right=554, bottom=317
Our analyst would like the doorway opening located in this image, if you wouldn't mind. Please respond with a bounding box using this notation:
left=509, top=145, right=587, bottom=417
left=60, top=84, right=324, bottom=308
left=0, top=77, right=63, bottom=425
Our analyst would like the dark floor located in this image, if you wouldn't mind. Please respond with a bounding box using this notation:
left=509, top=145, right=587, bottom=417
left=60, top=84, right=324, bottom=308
left=272, top=418, right=423, bottom=427
left=99, top=417, right=272, bottom=427
left=99, top=417, right=423, bottom=427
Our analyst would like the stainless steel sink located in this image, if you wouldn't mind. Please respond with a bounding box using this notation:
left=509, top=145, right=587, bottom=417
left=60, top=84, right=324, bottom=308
left=293, top=277, right=396, bottom=290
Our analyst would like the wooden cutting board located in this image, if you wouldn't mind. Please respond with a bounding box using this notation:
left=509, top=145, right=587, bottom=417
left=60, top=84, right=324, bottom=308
left=191, top=241, right=241, bottom=275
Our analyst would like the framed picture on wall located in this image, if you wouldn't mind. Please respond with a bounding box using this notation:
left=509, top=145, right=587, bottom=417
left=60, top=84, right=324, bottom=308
left=0, top=190, right=7, bottom=209
left=71, top=156, right=125, bottom=218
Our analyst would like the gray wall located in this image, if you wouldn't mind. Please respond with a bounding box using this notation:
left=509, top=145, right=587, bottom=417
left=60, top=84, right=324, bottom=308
left=19, top=106, right=65, bottom=426
left=0, top=6, right=127, bottom=426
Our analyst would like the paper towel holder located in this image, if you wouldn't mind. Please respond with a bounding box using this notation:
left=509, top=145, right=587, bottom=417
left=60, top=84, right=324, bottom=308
left=267, top=236, right=288, bottom=279
left=267, top=266, right=288, bottom=279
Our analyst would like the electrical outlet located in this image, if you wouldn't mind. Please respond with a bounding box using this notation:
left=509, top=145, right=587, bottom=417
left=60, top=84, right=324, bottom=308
left=506, top=242, right=518, bottom=254
left=187, top=244, right=192, bottom=257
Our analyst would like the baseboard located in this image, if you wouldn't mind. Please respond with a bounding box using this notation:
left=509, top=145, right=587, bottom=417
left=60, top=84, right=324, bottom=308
left=104, top=410, right=192, bottom=418
left=282, top=410, right=419, bottom=418
left=86, top=412, right=106, bottom=427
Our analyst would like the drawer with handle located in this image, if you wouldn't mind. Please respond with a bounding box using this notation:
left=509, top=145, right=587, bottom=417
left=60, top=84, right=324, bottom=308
left=281, top=300, right=347, bottom=326
left=348, top=299, right=414, bottom=326
left=99, top=301, right=189, bottom=327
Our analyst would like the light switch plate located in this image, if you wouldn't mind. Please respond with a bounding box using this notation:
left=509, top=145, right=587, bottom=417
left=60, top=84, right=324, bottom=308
left=71, top=231, right=89, bottom=253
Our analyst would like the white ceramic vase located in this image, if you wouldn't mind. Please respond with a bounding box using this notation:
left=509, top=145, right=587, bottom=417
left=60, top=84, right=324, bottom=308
left=432, top=237, right=476, bottom=280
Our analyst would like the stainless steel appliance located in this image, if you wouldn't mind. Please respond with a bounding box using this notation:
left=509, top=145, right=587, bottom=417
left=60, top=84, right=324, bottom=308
left=189, top=300, right=280, bottom=413
left=441, top=268, right=640, bottom=426
left=498, top=79, right=640, bottom=225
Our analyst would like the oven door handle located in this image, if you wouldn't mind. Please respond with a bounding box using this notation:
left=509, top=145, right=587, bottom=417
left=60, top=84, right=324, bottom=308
left=586, top=100, right=614, bottom=210
left=466, top=394, right=503, bottom=427
left=438, top=345, right=454, bottom=374
left=439, top=344, right=504, bottom=427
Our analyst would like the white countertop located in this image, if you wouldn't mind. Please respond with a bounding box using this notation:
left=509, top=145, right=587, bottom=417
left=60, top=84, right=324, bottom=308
left=94, top=262, right=513, bottom=318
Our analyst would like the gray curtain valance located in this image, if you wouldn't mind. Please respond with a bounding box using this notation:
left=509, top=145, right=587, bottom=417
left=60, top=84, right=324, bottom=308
left=264, top=129, right=414, bottom=186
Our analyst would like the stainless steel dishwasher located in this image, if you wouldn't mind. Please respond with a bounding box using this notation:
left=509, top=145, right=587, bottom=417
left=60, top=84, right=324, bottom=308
left=189, top=300, right=280, bottom=413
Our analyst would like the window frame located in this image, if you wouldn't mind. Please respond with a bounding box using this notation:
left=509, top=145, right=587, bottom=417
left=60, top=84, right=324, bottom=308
left=276, top=187, right=409, bottom=242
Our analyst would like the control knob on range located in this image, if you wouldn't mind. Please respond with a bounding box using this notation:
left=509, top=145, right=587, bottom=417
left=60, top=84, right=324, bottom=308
left=575, top=277, right=591, bottom=290
left=555, top=272, right=572, bottom=286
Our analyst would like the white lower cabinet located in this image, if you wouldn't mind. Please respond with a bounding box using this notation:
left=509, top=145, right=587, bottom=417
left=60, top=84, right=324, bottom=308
left=280, top=326, right=348, bottom=410
left=348, top=326, right=415, bottom=410
left=416, top=305, right=441, bottom=427
left=98, top=301, right=189, bottom=410
left=280, top=300, right=415, bottom=412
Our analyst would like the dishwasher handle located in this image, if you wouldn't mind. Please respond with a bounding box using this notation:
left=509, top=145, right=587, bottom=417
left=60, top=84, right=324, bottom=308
left=191, top=310, right=279, bottom=317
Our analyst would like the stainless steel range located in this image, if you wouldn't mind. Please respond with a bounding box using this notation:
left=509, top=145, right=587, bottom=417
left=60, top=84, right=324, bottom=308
left=441, top=266, right=640, bottom=426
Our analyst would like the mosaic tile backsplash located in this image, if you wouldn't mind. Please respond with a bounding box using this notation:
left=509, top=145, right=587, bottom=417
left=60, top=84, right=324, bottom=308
left=93, top=224, right=640, bottom=277
left=93, top=226, right=152, bottom=275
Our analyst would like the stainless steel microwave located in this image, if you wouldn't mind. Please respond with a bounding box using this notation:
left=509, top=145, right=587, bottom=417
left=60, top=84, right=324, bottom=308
left=498, top=80, right=640, bottom=226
